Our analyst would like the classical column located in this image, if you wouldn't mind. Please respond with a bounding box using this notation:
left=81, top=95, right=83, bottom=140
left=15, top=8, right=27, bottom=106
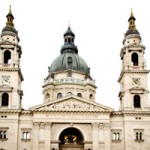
left=45, top=122, right=52, bottom=150
left=33, top=122, right=40, bottom=150
left=92, top=123, right=99, bottom=149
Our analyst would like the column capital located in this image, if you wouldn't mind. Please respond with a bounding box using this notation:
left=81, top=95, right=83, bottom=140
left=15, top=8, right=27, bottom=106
left=33, top=122, right=40, bottom=129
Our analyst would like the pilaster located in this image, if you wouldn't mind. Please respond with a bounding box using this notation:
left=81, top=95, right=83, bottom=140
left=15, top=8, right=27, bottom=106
left=99, top=123, right=105, bottom=149
left=104, top=123, right=110, bottom=150
left=33, top=122, right=40, bottom=150
left=92, top=123, right=99, bottom=149
left=45, top=122, right=52, bottom=150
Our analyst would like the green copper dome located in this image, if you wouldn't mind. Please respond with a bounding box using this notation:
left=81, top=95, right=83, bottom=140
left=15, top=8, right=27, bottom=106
left=48, top=26, right=90, bottom=74
left=49, top=52, right=90, bottom=74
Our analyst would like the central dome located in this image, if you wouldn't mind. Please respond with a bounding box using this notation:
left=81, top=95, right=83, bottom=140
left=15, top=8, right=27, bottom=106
left=48, top=26, right=90, bottom=75
left=49, top=52, right=90, bottom=74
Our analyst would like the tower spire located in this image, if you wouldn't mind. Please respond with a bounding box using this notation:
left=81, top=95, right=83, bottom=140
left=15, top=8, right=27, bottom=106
left=128, top=8, right=136, bottom=30
left=6, top=5, right=14, bottom=28
left=2, top=5, right=18, bottom=34
left=124, top=9, right=140, bottom=37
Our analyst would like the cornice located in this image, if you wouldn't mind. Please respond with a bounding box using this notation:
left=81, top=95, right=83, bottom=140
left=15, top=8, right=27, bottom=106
left=0, top=67, right=24, bottom=81
left=123, top=111, right=150, bottom=116
left=0, top=109, right=21, bottom=113
left=43, top=81, right=97, bottom=89
left=118, top=70, right=150, bottom=82
left=20, top=110, right=32, bottom=115
left=32, top=109, right=112, bottom=114
left=111, top=110, right=150, bottom=116
left=111, top=111, right=124, bottom=117
left=0, top=68, right=19, bottom=71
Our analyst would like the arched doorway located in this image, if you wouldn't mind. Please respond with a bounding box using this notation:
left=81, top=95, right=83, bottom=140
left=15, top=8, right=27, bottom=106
left=59, top=127, right=84, bottom=150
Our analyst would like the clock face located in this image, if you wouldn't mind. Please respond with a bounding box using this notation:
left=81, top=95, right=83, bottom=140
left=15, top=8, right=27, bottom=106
left=1, top=75, right=10, bottom=84
left=132, top=78, right=140, bottom=85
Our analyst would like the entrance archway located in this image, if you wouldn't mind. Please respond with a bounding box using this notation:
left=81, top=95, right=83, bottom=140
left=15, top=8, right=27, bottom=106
left=59, top=127, right=84, bottom=150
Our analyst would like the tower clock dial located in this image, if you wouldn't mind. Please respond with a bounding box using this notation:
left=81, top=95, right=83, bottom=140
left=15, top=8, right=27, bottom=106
left=132, top=78, right=140, bottom=85
left=1, top=75, right=10, bottom=84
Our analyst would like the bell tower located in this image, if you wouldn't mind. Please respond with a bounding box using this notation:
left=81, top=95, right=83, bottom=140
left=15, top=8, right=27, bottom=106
left=118, top=10, right=150, bottom=111
left=0, top=6, right=23, bottom=109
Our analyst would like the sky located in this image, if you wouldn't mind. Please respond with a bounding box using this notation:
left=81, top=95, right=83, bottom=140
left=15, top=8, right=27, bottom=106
left=0, top=0, right=150, bottom=110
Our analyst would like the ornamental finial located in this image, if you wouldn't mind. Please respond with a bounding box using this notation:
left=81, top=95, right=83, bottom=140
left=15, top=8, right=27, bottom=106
left=130, top=8, right=133, bottom=17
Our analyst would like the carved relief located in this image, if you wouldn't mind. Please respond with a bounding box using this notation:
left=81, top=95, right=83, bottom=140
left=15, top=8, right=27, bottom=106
left=38, top=99, right=104, bottom=111
left=33, top=122, right=40, bottom=129
left=104, top=123, right=110, bottom=129
left=76, top=88, right=84, bottom=93
left=92, top=123, right=99, bottom=128
left=40, top=122, right=45, bottom=129
left=45, top=122, right=52, bottom=129
left=66, top=87, right=74, bottom=93
left=99, top=123, right=104, bottom=129
left=55, top=88, right=63, bottom=93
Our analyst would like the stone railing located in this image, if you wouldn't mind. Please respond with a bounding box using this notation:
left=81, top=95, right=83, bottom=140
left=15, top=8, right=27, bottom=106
left=44, top=78, right=95, bottom=86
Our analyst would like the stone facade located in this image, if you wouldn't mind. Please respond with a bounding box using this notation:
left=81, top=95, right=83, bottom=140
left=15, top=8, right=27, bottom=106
left=0, top=7, right=150, bottom=150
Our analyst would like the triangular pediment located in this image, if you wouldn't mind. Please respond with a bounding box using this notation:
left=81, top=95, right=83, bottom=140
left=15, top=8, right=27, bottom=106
left=30, top=95, right=113, bottom=112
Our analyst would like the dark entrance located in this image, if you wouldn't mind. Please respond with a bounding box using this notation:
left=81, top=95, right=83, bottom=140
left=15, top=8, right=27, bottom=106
left=59, top=128, right=84, bottom=150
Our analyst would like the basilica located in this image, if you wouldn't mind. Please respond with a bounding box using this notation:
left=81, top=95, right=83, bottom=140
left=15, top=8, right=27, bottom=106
left=0, top=6, right=150, bottom=150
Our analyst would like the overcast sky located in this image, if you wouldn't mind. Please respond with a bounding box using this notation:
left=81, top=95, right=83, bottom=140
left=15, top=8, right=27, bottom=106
left=0, top=0, right=150, bottom=110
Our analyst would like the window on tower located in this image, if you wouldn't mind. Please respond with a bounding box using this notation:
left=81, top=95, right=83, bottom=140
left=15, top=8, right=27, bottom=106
left=131, top=53, right=138, bottom=66
left=45, top=93, right=50, bottom=102
left=134, top=95, right=141, bottom=108
left=77, top=93, right=82, bottom=98
left=1, top=93, right=9, bottom=106
left=134, top=129, right=144, bottom=142
left=89, top=94, right=93, bottom=99
left=57, top=93, right=63, bottom=99
left=4, top=50, right=11, bottom=64
left=111, top=129, right=122, bottom=142
left=0, top=127, right=8, bottom=141
left=21, top=128, right=31, bottom=142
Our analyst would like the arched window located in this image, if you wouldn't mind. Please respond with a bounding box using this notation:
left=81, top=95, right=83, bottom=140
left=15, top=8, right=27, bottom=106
left=26, top=132, right=30, bottom=139
left=136, top=132, right=138, bottom=140
left=57, top=93, right=63, bottom=99
left=140, top=132, right=142, bottom=140
left=131, top=53, right=138, bottom=66
left=46, top=93, right=50, bottom=98
left=67, top=92, right=72, bottom=96
left=89, top=94, right=93, bottom=99
left=4, top=50, right=11, bottom=64
left=67, top=57, right=72, bottom=63
left=45, top=93, right=50, bottom=102
left=1, top=93, right=9, bottom=106
left=77, top=93, right=82, bottom=98
left=134, top=95, right=141, bottom=108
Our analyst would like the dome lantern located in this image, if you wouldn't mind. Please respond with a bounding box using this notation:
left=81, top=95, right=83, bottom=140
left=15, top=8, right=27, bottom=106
left=48, top=26, right=90, bottom=75
left=61, top=25, right=78, bottom=54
